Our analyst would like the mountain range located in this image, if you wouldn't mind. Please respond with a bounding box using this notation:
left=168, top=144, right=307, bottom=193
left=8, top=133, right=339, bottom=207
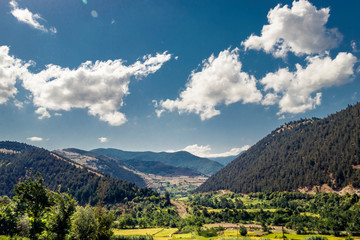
left=54, top=148, right=205, bottom=187
left=91, top=148, right=223, bottom=176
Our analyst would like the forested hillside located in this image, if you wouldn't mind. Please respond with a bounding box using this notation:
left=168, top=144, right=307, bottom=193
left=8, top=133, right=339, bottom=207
left=198, top=103, right=360, bottom=193
left=0, top=141, right=156, bottom=205
left=91, top=148, right=223, bottom=175
left=124, top=159, right=202, bottom=177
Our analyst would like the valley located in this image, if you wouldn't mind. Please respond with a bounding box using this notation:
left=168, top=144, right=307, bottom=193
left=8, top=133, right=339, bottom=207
left=1, top=104, right=360, bottom=240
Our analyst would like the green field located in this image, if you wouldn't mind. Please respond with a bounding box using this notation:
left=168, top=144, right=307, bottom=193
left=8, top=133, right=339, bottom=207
left=0, top=237, right=29, bottom=240
left=112, top=228, right=360, bottom=240
left=113, top=228, right=178, bottom=240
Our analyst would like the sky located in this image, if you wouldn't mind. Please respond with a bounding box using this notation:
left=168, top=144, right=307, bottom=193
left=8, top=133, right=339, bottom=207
left=0, top=0, right=360, bottom=158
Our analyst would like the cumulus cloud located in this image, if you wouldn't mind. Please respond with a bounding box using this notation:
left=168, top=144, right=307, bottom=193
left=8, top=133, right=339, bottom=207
left=98, top=137, right=108, bottom=143
left=0, top=45, right=171, bottom=126
left=168, top=144, right=250, bottom=158
left=156, top=48, right=262, bottom=120
left=261, top=52, right=357, bottom=114
left=0, top=46, right=30, bottom=104
left=27, top=136, right=43, bottom=142
left=20, top=52, right=171, bottom=125
left=242, top=0, right=342, bottom=58
left=9, top=0, right=57, bottom=33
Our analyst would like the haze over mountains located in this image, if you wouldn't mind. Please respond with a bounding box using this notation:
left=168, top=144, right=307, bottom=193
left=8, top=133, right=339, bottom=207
left=197, top=103, right=360, bottom=194
left=91, top=148, right=223, bottom=176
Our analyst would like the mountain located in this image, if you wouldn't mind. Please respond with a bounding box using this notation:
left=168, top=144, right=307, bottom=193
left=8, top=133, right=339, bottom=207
left=197, top=103, right=360, bottom=193
left=53, top=148, right=146, bottom=187
left=0, top=141, right=156, bottom=205
left=91, top=148, right=223, bottom=175
left=124, top=159, right=202, bottom=177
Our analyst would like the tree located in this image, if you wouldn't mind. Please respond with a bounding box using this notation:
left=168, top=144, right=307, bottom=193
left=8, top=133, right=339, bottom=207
left=47, top=192, right=76, bottom=240
left=164, top=191, right=171, bottom=207
left=239, top=225, right=247, bottom=236
left=14, top=173, right=53, bottom=240
left=70, top=205, right=98, bottom=240
left=94, top=205, right=114, bottom=240
left=0, top=197, right=18, bottom=236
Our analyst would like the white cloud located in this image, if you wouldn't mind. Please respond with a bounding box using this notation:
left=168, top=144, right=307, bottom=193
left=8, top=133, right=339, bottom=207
left=242, top=0, right=342, bottom=58
left=13, top=99, right=23, bottom=109
left=98, top=137, right=108, bottom=143
left=168, top=144, right=250, bottom=158
left=91, top=10, right=98, bottom=18
left=0, top=45, right=171, bottom=126
left=9, top=0, right=57, bottom=33
left=261, top=52, right=357, bottom=114
left=27, top=136, right=43, bottom=142
left=157, top=48, right=262, bottom=120
left=0, top=46, right=30, bottom=104
left=20, top=51, right=171, bottom=125
left=351, top=41, right=359, bottom=53
left=262, top=93, right=279, bottom=106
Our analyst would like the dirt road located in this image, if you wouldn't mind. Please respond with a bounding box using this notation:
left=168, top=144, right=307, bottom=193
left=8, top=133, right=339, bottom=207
left=171, top=199, right=189, bottom=218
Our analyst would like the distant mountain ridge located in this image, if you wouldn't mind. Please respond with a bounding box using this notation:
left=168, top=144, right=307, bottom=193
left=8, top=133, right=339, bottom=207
left=54, top=148, right=147, bottom=187
left=91, top=148, right=223, bottom=175
left=55, top=148, right=203, bottom=181
left=124, top=159, right=202, bottom=177
left=197, top=103, right=360, bottom=193
left=0, top=141, right=155, bottom=205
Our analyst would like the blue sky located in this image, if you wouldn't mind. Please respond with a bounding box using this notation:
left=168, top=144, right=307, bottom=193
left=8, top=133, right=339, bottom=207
left=0, top=0, right=360, bottom=158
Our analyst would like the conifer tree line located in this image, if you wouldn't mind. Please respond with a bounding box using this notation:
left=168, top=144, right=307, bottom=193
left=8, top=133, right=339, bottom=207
left=198, top=103, right=360, bottom=193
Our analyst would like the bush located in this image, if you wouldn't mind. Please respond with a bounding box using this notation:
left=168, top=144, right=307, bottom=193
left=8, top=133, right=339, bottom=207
left=302, top=236, right=328, bottom=240
left=111, top=236, right=153, bottom=240
left=240, top=225, right=247, bottom=236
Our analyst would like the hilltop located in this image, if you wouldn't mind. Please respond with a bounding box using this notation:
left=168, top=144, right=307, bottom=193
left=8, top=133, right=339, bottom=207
left=197, top=103, right=360, bottom=193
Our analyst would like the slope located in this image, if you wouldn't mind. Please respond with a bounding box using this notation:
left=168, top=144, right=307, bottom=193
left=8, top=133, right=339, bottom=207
left=124, top=159, right=202, bottom=177
left=210, top=155, right=240, bottom=166
left=91, top=148, right=223, bottom=175
left=197, top=103, right=360, bottom=193
left=54, top=148, right=146, bottom=187
left=0, top=141, right=156, bottom=205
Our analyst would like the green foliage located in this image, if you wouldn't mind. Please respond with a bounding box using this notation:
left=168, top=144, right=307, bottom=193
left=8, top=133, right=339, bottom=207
left=14, top=173, right=53, bottom=240
left=0, top=197, right=18, bottom=236
left=198, top=103, right=360, bottom=193
left=111, top=236, right=153, bottom=240
left=0, top=142, right=157, bottom=205
left=1, top=172, right=118, bottom=240
left=46, top=192, right=76, bottom=240
left=302, top=236, right=328, bottom=240
left=70, top=206, right=98, bottom=240
left=123, top=159, right=201, bottom=177
left=94, top=205, right=114, bottom=240
left=240, top=225, right=247, bottom=236
left=188, top=191, right=360, bottom=236
left=197, top=227, right=224, bottom=237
